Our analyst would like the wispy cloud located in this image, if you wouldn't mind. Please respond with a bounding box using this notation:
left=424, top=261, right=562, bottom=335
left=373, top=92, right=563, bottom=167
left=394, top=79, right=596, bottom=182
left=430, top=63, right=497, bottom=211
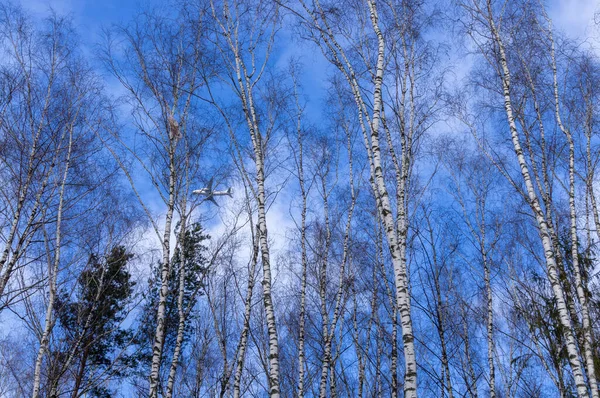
left=549, top=0, right=600, bottom=51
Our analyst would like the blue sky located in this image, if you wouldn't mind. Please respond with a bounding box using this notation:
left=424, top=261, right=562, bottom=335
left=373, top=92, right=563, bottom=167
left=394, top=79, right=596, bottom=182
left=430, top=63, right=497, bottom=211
left=4, top=1, right=599, bottom=394
left=18, top=0, right=596, bottom=266
left=15, top=0, right=600, bottom=281
left=21, top=0, right=600, bottom=45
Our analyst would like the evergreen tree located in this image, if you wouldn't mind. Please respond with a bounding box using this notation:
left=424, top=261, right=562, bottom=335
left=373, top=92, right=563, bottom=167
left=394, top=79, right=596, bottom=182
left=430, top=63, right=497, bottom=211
left=137, top=222, right=210, bottom=380
left=52, top=246, right=136, bottom=397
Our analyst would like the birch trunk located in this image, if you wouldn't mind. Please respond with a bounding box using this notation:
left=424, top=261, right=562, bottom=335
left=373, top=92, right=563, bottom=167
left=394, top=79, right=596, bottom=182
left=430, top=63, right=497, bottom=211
left=366, top=2, right=418, bottom=395
left=0, top=48, right=58, bottom=300
left=148, top=142, right=177, bottom=398
left=0, top=163, right=55, bottom=300
left=425, top=217, right=454, bottom=398
left=484, top=247, right=495, bottom=398
left=209, top=2, right=281, bottom=393
left=165, top=213, right=188, bottom=398
left=485, top=3, right=589, bottom=395
left=460, top=303, right=478, bottom=398
left=318, top=170, right=333, bottom=398
left=250, top=93, right=280, bottom=398
left=296, top=180, right=308, bottom=398
left=232, top=226, right=260, bottom=398
left=228, top=18, right=280, bottom=397
left=585, top=118, right=600, bottom=243
left=297, top=1, right=419, bottom=392
left=32, top=125, right=74, bottom=398
left=546, top=23, right=599, bottom=397
left=318, top=124, right=356, bottom=398
left=293, top=85, right=309, bottom=398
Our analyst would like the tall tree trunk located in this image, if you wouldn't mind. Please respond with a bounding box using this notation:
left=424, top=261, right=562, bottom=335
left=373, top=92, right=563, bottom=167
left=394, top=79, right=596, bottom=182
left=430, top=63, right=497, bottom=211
left=32, top=126, right=74, bottom=398
left=291, top=72, right=309, bottom=398
left=297, top=1, right=419, bottom=393
left=546, top=23, right=599, bottom=397
left=366, top=3, right=418, bottom=395
left=71, top=349, right=89, bottom=398
left=485, top=3, right=589, bottom=395
left=165, top=212, right=188, bottom=398
left=148, top=142, right=177, bottom=398
left=484, top=248, right=495, bottom=398
left=0, top=57, right=56, bottom=299
left=318, top=127, right=356, bottom=398
left=460, top=303, right=478, bottom=398
left=233, top=226, right=260, bottom=398
left=318, top=170, right=333, bottom=398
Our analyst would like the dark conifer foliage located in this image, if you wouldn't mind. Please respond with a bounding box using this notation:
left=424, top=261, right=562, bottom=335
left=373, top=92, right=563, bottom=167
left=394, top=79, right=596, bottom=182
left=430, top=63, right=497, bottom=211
left=52, top=246, right=135, bottom=397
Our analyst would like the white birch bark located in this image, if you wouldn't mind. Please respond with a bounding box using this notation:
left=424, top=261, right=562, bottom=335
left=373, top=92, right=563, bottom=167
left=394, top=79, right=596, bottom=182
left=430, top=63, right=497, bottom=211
left=31, top=124, right=74, bottom=398
left=459, top=302, right=479, bottom=398
left=366, top=3, right=418, bottom=395
left=244, top=73, right=281, bottom=398
left=210, top=1, right=281, bottom=393
left=483, top=243, right=495, bottom=398
left=297, top=1, right=419, bottom=393
left=165, top=209, right=188, bottom=398
left=422, top=215, right=454, bottom=398
left=317, top=167, right=333, bottom=398
left=296, top=159, right=308, bottom=398
left=484, top=3, right=589, bottom=395
left=584, top=115, right=600, bottom=243
left=291, top=80, right=309, bottom=398
left=148, top=138, right=177, bottom=398
left=0, top=33, right=59, bottom=301
left=318, top=140, right=356, bottom=398
left=449, top=170, right=496, bottom=398
left=545, top=21, right=599, bottom=397
left=232, top=224, right=260, bottom=398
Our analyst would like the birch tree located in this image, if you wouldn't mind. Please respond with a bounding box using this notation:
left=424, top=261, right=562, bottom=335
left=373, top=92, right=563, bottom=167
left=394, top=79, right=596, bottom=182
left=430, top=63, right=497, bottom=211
left=460, top=0, right=597, bottom=396
left=0, top=3, right=78, bottom=307
left=100, top=4, right=213, bottom=395
left=284, top=0, right=443, bottom=393
left=207, top=1, right=283, bottom=395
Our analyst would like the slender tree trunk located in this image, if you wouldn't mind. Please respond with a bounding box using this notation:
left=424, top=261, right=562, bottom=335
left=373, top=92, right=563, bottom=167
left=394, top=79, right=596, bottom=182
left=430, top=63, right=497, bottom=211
left=375, top=315, right=383, bottom=397
left=296, top=146, right=308, bottom=398
left=0, top=60, right=56, bottom=298
left=318, top=129, right=356, bottom=398
left=585, top=120, right=600, bottom=243
left=460, top=303, right=478, bottom=398
left=253, top=121, right=280, bottom=398
left=0, top=173, right=51, bottom=300
left=318, top=171, right=333, bottom=398
left=51, top=254, right=112, bottom=396
left=32, top=126, right=74, bottom=398
left=485, top=4, right=589, bottom=395
left=215, top=6, right=282, bottom=388
left=297, top=1, right=419, bottom=393
left=367, top=3, right=418, bottom=394
left=148, top=143, right=177, bottom=398
left=292, top=75, right=309, bottom=397
left=477, top=225, right=495, bottom=398
left=391, top=304, right=399, bottom=398
left=546, top=24, right=599, bottom=397
left=71, top=349, right=89, bottom=398
left=484, top=251, right=495, bottom=398
left=233, top=227, right=260, bottom=398
left=228, top=30, right=281, bottom=396
left=426, top=222, right=454, bottom=398
left=165, top=213, right=188, bottom=398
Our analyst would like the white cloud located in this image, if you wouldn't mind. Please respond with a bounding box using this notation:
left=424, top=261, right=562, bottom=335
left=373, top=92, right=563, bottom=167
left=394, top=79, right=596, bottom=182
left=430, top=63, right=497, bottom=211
left=549, top=0, right=600, bottom=51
